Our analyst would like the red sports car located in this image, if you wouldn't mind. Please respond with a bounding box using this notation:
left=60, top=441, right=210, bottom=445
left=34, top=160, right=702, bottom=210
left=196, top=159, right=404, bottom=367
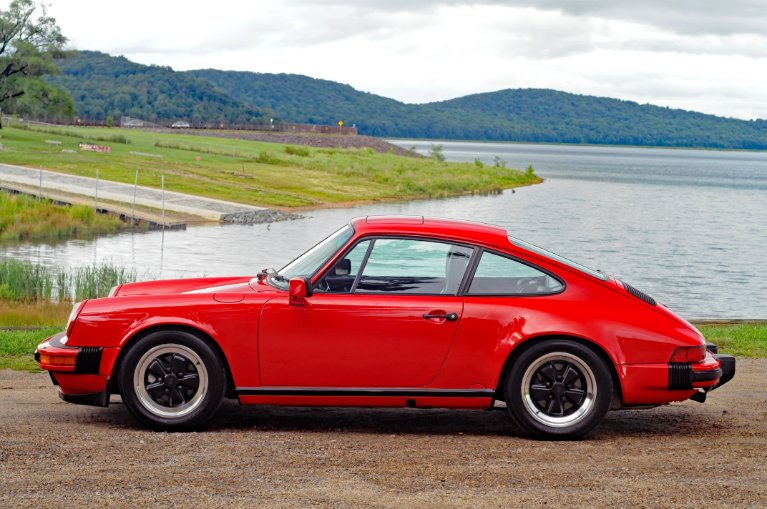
left=35, top=216, right=735, bottom=438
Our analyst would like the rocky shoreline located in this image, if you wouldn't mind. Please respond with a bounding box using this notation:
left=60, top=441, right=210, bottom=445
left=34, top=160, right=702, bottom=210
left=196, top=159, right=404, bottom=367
left=221, top=208, right=303, bottom=224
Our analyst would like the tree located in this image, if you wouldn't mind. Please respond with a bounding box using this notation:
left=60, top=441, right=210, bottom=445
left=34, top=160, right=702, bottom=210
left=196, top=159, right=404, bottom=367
left=428, top=143, right=445, bottom=162
left=0, top=0, right=70, bottom=125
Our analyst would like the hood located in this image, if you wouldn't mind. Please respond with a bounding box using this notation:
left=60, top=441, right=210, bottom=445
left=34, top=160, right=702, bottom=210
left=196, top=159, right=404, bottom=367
left=113, top=277, right=254, bottom=297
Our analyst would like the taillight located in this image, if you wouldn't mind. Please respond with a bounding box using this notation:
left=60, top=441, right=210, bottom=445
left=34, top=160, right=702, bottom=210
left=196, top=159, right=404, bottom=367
left=670, top=345, right=706, bottom=363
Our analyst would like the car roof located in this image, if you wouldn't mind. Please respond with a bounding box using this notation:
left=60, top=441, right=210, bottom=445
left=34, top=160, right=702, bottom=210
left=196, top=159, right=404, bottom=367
left=351, top=216, right=511, bottom=249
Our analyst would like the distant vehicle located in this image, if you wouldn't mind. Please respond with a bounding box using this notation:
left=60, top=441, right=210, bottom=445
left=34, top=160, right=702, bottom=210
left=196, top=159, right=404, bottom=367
left=171, top=121, right=190, bottom=128
left=34, top=216, right=735, bottom=438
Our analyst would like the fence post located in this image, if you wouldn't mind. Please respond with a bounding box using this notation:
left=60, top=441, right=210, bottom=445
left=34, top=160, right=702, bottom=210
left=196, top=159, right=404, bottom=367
left=161, top=175, right=165, bottom=229
left=38, top=167, right=43, bottom=201
left=159, top=174, right=166, bottom=277
left=94, top=168, right=99, bottom=210
left=132, top=169, right=138, bottom=224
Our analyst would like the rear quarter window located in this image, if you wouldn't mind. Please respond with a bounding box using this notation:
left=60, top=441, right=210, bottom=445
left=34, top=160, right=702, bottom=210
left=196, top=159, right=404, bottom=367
left=467, top=251, right=564, bottom=296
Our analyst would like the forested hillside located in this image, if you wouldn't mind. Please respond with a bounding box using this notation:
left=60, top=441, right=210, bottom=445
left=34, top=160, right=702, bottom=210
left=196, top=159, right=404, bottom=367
left=47, top=51, right=266, bottom=124
left=45, top=51, right=767, bottom=149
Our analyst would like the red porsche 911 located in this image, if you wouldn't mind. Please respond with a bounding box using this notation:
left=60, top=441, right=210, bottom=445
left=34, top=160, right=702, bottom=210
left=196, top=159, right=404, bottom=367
left=35, top=216, right=735, bottom=438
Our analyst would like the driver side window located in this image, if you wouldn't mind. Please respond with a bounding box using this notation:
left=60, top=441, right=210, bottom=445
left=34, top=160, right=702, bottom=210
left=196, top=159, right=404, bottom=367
left=315, top=240, right=370, bottom=293
left=316, top=238, right=474, bottom=295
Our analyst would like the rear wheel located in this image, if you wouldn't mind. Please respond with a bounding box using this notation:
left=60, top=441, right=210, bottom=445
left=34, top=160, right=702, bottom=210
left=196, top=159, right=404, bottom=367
left=118, top=330, right=225, bottom=429
left=505, top=340, right=612, bottom=439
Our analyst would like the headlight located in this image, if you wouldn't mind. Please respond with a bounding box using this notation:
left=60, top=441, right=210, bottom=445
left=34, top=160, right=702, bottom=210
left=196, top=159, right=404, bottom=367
left=65, top=301, right=86, bottom=337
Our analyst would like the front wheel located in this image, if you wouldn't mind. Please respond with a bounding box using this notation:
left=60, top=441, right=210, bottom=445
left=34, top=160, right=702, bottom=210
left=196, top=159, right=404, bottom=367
left=118, top=330, right=226, bottom=429
left=505, top=340, right=612, bottom=439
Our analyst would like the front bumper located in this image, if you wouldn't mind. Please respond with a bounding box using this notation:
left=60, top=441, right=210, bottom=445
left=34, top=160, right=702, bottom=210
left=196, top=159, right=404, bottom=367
left=35, top=332, right=112, bottom=407
left=35, top=332, right=103, bottom=374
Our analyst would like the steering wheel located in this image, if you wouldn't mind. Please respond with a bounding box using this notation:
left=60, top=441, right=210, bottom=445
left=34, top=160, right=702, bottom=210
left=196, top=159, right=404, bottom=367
left=314, top=278, right=331, bottom=293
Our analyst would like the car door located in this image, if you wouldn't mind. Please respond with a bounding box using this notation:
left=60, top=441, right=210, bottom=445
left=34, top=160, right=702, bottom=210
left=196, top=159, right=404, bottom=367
left=258, top=237, right=475, bottom=387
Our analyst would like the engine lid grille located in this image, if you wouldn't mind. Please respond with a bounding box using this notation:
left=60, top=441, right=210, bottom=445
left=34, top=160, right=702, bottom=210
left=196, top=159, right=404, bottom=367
left=621, top=281, right=657, bottom=306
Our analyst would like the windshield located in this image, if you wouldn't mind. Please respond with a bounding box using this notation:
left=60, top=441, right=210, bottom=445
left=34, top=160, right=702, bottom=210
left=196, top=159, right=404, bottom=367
left=508, top=235, right=608, bottom=281
left=272, top=224, right=354, bottom=288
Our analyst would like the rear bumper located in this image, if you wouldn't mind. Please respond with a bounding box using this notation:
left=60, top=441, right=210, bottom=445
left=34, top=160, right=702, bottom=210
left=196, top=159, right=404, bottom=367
left=620, top=345, right=735, bottom=406
left=711, top=353, right=736, bottom=390
left=669, top=350, right=736, bottom=391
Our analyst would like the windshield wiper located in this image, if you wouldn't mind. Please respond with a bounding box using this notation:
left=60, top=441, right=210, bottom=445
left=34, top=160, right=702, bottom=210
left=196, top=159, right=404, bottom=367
left=257, top=268, right=287, bottom=283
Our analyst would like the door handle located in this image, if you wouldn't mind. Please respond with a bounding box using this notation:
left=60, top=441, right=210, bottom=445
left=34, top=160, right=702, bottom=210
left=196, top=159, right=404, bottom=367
left=423, top=312, right=458, bottom=321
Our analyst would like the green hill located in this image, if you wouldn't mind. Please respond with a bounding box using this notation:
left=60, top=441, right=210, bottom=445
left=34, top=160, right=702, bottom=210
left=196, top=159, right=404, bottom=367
left=45, top=51, right=767, bottom=149
left=187, top=69, right=411, bottom=131
left=47, top=51, right=266, bottom=124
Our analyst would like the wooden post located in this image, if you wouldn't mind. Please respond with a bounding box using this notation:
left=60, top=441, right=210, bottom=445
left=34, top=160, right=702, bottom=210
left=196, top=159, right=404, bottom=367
left=132, top=169, right=138, bottom=224
left=161, top=175, right=165, bottom=229
left=94, top=168, right=99, bottom=210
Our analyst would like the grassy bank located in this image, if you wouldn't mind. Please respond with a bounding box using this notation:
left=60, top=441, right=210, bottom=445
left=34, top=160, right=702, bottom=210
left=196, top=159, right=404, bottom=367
left=0, top=327, right=60, bottom=372
left=0, top=123, right=541, bottom=208
left=0, top=192, right=127, bottom=243
left=696, top=323, right=767, bottom=358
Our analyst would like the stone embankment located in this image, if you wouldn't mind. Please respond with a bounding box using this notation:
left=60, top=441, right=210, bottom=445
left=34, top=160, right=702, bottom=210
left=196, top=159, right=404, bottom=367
left=0, top=163, right=299, bottom=226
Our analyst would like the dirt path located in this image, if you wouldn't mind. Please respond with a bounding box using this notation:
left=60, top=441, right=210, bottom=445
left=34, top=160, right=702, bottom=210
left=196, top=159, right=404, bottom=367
left=160, top=129, right=415, bottom=156
left=1, top=361, right=766, bottom=508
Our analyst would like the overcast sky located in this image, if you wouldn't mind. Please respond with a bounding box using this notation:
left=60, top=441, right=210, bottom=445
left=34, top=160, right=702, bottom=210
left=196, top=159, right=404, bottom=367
left=22, top=1, right=767, bottom=119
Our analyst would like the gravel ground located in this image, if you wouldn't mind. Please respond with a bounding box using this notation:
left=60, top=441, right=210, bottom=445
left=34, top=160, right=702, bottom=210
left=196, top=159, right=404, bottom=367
left=1, top=360, right=765, bottom=508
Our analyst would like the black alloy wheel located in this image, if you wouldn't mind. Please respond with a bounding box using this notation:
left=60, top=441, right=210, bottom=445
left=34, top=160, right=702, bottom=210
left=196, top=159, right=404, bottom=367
left=505, top=340, right=612, bottom=439
left=118, top=330, right=226, bottom=429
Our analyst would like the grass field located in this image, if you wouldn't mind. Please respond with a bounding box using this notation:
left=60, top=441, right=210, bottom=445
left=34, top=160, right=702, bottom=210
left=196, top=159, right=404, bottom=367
left=0, top=123, right=541, bottom=208
left=0, top=327, right=60, bottom=372
left=0, top=192, right=127, bottom=242
left=1, top=320, right=764, bottom=372
left=696, top=323, right=767, bottom=358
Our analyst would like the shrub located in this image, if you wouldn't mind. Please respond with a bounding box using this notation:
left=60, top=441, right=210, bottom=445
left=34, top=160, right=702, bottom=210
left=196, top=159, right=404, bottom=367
left=284, top=145, right=310, bottom=157
left=428, top=144, right=445, bottom=162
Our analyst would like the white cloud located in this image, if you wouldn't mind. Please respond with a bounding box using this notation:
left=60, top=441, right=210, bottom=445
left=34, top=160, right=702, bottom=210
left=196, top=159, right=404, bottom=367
left=4, top=0, right=766, bottom=119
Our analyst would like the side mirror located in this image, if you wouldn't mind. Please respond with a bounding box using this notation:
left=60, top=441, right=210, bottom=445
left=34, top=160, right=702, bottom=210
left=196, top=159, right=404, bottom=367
left=289, top=277, right=313, bottom=306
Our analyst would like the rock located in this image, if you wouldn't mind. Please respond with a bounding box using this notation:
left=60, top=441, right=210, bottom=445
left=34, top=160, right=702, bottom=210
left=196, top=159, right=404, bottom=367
left=220, top=209, right=302, bottom=224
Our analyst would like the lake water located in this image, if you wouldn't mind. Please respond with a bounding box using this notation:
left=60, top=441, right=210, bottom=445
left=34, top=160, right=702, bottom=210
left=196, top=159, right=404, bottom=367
left=2, top=141, right=766, bottom=319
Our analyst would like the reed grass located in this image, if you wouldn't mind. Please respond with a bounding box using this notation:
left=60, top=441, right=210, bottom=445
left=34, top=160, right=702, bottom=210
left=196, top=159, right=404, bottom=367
left=0, top=259, right=137, bottom=303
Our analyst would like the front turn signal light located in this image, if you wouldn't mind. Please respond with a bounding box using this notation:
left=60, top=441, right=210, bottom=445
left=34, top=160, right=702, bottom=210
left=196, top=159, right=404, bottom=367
left=39, top=354, right=77, bottom=367
left=669, top=345, right=706, bottom=363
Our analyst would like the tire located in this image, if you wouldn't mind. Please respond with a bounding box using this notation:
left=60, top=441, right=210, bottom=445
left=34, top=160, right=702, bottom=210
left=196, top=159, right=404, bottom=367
left=505, top=340, right=612, bottom=439
left=118, top=330, right=226, bottom=430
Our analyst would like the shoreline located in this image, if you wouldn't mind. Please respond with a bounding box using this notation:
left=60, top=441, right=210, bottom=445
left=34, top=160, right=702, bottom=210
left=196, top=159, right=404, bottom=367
left=386, top=137, right=767, bottom=154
